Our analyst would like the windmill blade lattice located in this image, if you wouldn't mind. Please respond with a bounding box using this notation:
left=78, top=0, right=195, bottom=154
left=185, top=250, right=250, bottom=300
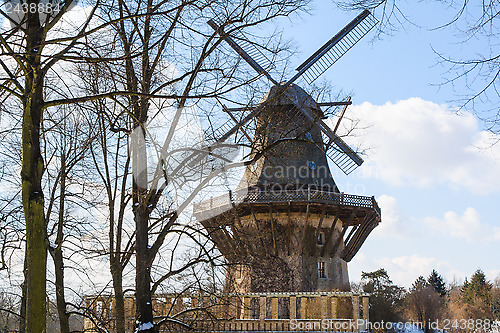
left=205, top=117, right=237, bottom=143
left=204, top=106, right=261, bottom=144
left=208, top=19, right=274, bottom=80
left=293, top=10, right=378, bottom=85
left=231, top=30, right=274, bottom=73
left=324, top=136, right=362, bottom=175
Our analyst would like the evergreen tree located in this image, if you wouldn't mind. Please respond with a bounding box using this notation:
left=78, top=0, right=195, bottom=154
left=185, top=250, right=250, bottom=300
left=461, top=270, right=492, bottom=304
left=412, top=276, right=428, bottom=290
left=428, top=269, right=447, bottom=296
left=459, top=269, right=494, bottom=319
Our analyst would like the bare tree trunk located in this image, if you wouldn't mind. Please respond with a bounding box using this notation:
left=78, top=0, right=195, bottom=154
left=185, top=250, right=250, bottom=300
left=132, top=115, right=154, bottom=331
left=111, top=264, right=126, bottom=333
left=22, top=10, right=47, bottom=331
left=109, top=191, right=126, bottom=333
left=107, top=146, right=128, bottom=333
left=125, top=0, right=156, bottom=329
left=134, top=206, right=154, bottom=332
left=50, top=153, right=70, bottom=333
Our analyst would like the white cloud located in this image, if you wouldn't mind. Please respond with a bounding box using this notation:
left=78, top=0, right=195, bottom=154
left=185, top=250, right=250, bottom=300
left=350, top=253, right=454, bottom=287
left=371, top=195, right=414, bottom=239
left=338, top=98, right=500, bottom=194
left=486, top=270, right=500, bottom=283
left=377, top=255, right=452, bottom=287
left=423, top=207, right=500, bottom=243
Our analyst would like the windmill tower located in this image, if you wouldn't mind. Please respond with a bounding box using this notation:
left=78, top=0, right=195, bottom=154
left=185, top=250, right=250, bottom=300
left=194, top=11, right=381, bottom=293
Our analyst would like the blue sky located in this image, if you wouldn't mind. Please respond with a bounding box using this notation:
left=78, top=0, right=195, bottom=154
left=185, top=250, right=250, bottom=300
left=273, top=1, right=500, bottom=287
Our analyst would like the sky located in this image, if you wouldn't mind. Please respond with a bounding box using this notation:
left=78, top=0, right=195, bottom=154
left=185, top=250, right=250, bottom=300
left=272, top=0, right=500, bottom=288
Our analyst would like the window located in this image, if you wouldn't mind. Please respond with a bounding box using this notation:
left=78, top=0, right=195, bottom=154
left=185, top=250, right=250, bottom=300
left=305, top=132, right=312, bottom=140
left=317, top=232, right=324, bottom=246
left=308, top=161, right=317, bottom=170
left=96, top=300, right=103, bottom=316
left=318, top=261, right=326, bottom=279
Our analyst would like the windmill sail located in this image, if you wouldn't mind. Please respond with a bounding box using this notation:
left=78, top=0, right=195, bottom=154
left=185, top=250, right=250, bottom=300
left=324, top=140, right=362, bottom=175
left=208, top=20, right=277, bottom=85
left=231, top=31, right=274, bottom=73
left=204, top=106, right=261, bottom=144
left=291, top=10, right=378, bottom=85
left=208, top=17, right=274, bottom=72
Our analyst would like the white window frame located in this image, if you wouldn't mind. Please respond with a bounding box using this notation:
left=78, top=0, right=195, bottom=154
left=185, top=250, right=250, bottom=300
left=318, top=261, right=326, bottom=279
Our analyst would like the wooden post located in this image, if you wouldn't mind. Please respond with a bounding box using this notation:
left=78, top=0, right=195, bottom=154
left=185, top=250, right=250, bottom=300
left=259, top=296, right=266, bottom=326
left=300, top=297, right=307, bottom=319
left=290, top=296, right=297, bottom=319
left=330, top=297, right=337, bottom=319
left=321, top=295, right=327, bottom=319
left=271, top=297, right=279, bottom=319
left=243, top=296, right=251, bottom=319
left=361, top=295, right=369, bottom=331
left=352, top=296, right=360, bottom=332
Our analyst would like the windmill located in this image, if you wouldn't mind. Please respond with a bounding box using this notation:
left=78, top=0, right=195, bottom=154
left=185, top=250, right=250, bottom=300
left=193, top=10, right=381, bottom=294
left=204, top=9, right=377, bottom=175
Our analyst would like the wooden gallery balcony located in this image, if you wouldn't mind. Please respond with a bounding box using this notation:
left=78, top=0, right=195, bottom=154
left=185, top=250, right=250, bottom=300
left=194, top=188, right=381, bottom=262
left=84, top=291, right=370, bottom=332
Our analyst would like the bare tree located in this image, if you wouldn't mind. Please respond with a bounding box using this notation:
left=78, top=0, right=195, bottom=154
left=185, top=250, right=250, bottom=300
left=0, top=1, right=184, bottom=330
left=42, top=104, right=101, bottom=333
left=0, top=1, right=111, bottom=330
left=78, top=1, right=311, bottom=331
left=78, top=60, right=135, bottom=332
left=404, top=276, right=443, bottom=333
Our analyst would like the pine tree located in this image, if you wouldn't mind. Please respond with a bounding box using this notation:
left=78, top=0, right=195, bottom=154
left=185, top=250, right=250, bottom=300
left=461, top=270, right=492, bottom=304
left=459, top=269, right=494, bottom=319
left=428, top=269, right=446, bottom=296
left=412, top=276, right=428, bottom=290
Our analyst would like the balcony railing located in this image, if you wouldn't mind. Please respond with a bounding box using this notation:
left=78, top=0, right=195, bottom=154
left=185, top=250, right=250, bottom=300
left=84, top=291, right=370, bottom=332
left=194, top=188, right=380, bottom=216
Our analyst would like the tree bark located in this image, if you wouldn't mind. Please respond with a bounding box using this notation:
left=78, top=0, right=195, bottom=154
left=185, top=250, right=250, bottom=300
left=111, top=267, right=126, bottom=333
left=51, top=153, right=70, bottom=333
left=110, top=217, right=126, bottom=333
left=134, top=205, right=154, bottom=332
left=132, top=122, right=154, bottom=332
left=21, top=8, right=47, bottom=333
left=127, top=0, right=155, bottom=329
